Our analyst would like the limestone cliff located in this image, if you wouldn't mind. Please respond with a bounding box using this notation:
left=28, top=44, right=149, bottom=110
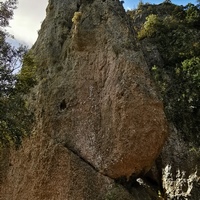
left=0, top=0, right=168, bottom=199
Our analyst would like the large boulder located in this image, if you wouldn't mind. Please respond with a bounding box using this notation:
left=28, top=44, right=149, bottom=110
left=31, top=0, right=168, bottom=179
left=0, top=0, right=168, bottom=199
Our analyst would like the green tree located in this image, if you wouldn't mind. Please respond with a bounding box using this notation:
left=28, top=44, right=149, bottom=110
left=185, top=3, right=200, bottom=27
left=138, top=14, right=163, bottom=39
left=0, top=0, right=35, bottom=147
left=166, top=57, right=200, bottom=143
left=135, top=2, right=200, bottom=145
left=0, top=0, right=17, bottom=27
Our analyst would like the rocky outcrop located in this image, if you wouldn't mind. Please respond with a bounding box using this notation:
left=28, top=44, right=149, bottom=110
left=160, top=125, right=200, bottom=199
left=142, top=124, right=200, bottom=199
left=33, top=0, right=168, bottom=179
left=0, top=135, right=137, bottom=200
left=0, top=0, right=168, bottom=199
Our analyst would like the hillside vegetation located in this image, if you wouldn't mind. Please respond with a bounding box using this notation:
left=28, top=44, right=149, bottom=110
left=128, top=1, right=200, bottom=146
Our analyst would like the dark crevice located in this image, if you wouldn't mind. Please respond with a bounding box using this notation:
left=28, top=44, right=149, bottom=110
left=115, top=172, right=164, bottom=199
left=142, top=176, right=166, bottom=199
left=61, top=143, right=133, bottom=186
left=115, top=174, right=139, bottom=192
left=62, top=142, right=139, bottom=196
left=77, top=2, right=81, bottom=11
left=59, top=99, right=66, bottom=111
left=60, top=142, right=162, bottom=198
left=63, top=142, right=100, bottom=174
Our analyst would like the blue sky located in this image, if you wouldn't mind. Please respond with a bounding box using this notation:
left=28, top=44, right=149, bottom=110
left=123, top=0, right=197, bottom=9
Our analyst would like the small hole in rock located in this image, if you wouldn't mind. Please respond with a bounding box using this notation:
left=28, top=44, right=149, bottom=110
left=60, top=99, right=66, bottom=110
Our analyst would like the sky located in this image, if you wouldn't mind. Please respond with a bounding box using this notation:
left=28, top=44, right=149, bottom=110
left=6, top=0, right=197, bottom=47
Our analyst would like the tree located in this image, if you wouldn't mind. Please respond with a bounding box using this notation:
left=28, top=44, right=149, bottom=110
left=0, top=0, right=35, bottom=147
left=167, top=57, right=200, bottom=143
left=163, top=0, right=172, bottom=4
left=135, top=2, right=200, bottom=145
left=138, top=14, right=163, bottom=39
left=0, top=0, right=17, bottom=27
left=185, top=3, right=200, bottom=27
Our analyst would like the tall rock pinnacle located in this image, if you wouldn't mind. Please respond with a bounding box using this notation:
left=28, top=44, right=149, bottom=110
left=32, top=0, right=168, bottom=178
left=0, top=0, right=168, bottom=199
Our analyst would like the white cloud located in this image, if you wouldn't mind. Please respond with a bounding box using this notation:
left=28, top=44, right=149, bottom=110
left=7, top=0, right=48, bottom=47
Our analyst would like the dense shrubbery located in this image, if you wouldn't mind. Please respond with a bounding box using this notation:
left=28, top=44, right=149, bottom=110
left=129, top=2, right=200, bottom=145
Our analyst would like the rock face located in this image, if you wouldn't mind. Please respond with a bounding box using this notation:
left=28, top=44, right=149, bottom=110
left=0, top=0, right=168, bottom=199
left=0, top=135, right=136, bottom=200
left=160, top=125, right=200, bottom=199
left=33, top=0, right=168, bottom=178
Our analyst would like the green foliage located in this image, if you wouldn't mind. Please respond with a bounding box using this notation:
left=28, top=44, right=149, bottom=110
left=0, top=0, right=17, bottom=27
left=133, top=2, right=200, bottom=145
left=0, top=49, right=37, bottom=147
left=0, top=0, right=36, bottom=147
left=137, top=0, right=144, bottom=9
left=0, top=90, right=34, bottom=147
left=152, top=58, right=200, bottom=143
left=138, top=14, right=162, bottom=39
left=172, top=58, right=200, bottom=138
left=185, top=3, right=200, bottom=27
left=17, top=52, right=37, bottom=93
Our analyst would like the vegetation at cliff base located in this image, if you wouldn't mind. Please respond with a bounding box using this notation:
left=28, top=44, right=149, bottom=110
left=129, top=1, right=200, bottom=146
left=0, top=0, right=36, bottom=147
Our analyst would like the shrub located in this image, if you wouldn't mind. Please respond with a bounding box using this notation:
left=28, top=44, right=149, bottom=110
left=72, top=12, right=82, bottom=24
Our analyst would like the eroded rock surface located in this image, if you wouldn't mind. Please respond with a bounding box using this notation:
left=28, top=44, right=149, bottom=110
left=0, top=135, right=136, bottom=200
left=0, top=0, right=168, bottom=199
left=32, top=0, right=167, bottom=179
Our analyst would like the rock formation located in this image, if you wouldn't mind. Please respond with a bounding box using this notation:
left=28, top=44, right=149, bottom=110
left=0, top=0, right=169, bottom=199
left=160, top=125, right=200, bottom=199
